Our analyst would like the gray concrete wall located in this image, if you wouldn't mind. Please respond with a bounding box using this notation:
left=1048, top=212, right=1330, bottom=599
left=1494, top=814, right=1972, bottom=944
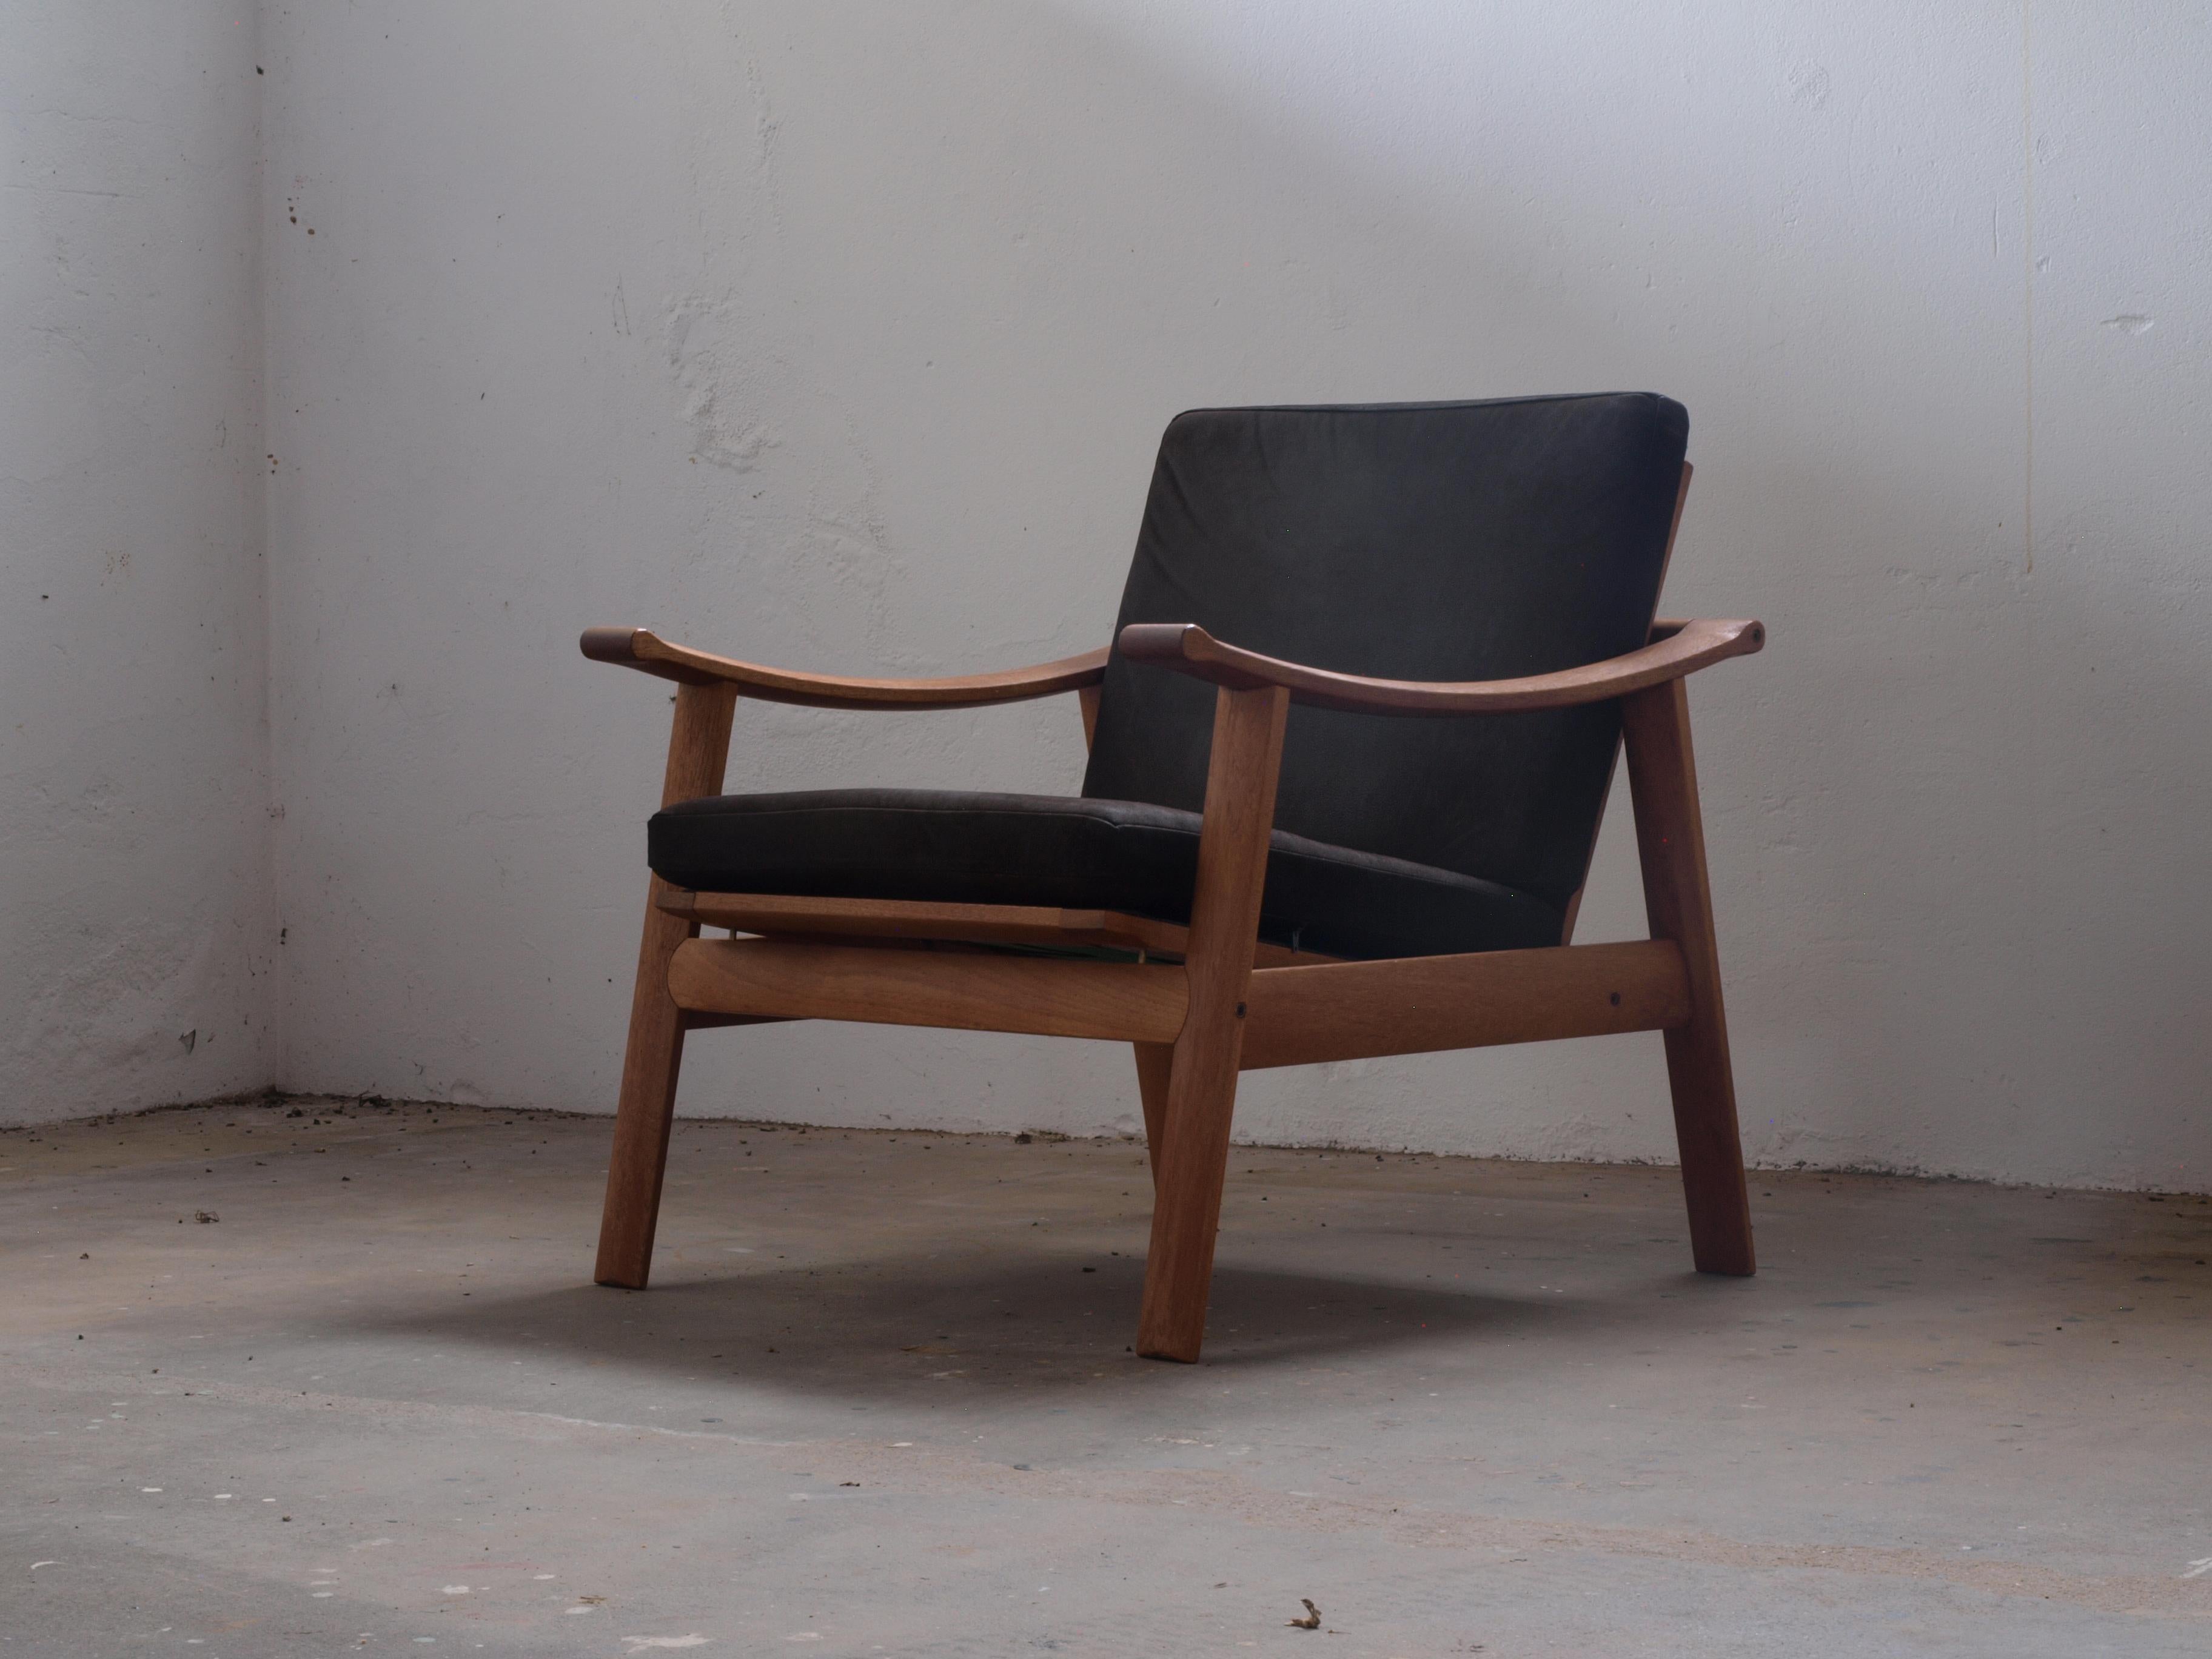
left=256, top=2, right=2211, bottom=1189
left=0, top=3, right=276, bottom=1118
left=10, top=4, right=2209, bottom=1193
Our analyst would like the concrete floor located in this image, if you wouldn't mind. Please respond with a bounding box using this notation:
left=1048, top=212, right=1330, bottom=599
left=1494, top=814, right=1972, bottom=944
left=4, top=1100, right=2208, bottom=1657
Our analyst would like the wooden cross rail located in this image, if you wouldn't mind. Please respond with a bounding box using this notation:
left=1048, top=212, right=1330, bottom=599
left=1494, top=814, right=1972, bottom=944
left=662, top=933, right=1691, bottom=1062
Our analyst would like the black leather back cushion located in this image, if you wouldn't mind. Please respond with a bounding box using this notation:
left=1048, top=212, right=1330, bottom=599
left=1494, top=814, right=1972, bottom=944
left=1081, top=395, right=1687, bottom=909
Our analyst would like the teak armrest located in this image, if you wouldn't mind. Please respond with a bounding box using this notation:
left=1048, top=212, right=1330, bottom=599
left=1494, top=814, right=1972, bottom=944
left=1116, top=617, right=1764, bottom=716
left=580, top=626, right=1108, bottom=709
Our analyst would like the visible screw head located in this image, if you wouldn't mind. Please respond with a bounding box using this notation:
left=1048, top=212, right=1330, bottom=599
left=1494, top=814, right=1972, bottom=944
left=1235, top=1002, right=1247, bottom=1017
left=1609, top=991, right=1622, bottom=1007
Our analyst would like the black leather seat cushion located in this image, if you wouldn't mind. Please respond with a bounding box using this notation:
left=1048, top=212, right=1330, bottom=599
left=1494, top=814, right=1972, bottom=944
left=649, top=789, right=1563, bottom=962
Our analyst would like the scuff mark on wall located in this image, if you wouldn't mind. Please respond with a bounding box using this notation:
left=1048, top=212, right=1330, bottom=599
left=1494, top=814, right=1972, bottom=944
left=666, top=297, right=783, bottom=472
left=661, top=289, right=903, bottom=664
left=1787, top=62, right=1831, bottom=110
left=744, top=50, right=785, bottom=236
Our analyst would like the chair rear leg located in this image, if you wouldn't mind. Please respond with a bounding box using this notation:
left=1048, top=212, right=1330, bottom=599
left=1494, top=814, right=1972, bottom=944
left=593, top=680, right=737, bottom=1289
left=1622, top=678, right=1755, bottom=1276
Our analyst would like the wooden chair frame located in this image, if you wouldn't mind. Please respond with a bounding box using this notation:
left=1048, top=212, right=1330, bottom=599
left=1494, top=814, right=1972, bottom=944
left=581, top=475, right=1765, bottom=1362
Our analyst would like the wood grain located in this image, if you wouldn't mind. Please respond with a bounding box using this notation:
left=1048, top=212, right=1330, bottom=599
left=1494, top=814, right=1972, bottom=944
left=1561, top=463, right=1695, bottom=944
left=655, top=890, right=1332, bottom=968
left=581, top=626, right=1107, bottom=708
left=1131, top=1042, right=1174, bottom=1184
left=1238, top=940, right=1691, bottom=1070
left=594, top=680, right=739, bottom=1290
left=1117, top=614, right=1761, bottom=716
left=666, top=936, right=1188, bottom=1044
left=1137, top=684, right=1290, bottom=1362
left=1622, top=676, right=1756, bottom=1276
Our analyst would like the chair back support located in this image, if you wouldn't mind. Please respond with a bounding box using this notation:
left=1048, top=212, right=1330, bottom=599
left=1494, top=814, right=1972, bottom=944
left=1082, top=394, right=1689, bottom=910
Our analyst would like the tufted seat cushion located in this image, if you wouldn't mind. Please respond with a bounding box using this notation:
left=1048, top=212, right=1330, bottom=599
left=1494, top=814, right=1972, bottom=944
left=648, top=788, right=1564, bottom=962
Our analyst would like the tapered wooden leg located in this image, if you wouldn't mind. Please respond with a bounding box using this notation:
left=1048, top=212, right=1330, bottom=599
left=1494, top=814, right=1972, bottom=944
left=593, top=881, right=696, bottom=1286
left=1132, top=1042, right=1173, bottom=1185
left=1137, top=685, right=1290, bottom=1361
left=1621, top=677, right=1755, bottom=1276
left=594, top=682, right=738, bottom=1289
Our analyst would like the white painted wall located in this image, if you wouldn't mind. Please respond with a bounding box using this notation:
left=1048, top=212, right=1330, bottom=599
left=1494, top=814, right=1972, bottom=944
left=18, top=4, right=2208, bottom=1190
left=1, top=4, right=276, bottom=1119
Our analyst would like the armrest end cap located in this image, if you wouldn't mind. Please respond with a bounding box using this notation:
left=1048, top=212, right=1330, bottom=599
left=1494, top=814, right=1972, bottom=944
left=580, top=626, right=643, bottom=665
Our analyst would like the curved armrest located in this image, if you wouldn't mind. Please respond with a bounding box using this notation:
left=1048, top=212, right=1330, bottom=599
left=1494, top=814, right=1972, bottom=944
left=1115, top=617, right=1764, bottom=716
left=580, top=627, right=1107, bottom=710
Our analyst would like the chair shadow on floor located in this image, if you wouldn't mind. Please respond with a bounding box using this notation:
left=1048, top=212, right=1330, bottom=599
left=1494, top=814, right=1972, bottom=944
left=353, top=1244, right=1728, bottom=1402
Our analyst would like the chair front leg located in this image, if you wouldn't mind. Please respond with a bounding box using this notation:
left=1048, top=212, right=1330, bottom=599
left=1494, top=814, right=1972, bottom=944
left=1621, top=677, right=1755, bottom=1276
left=594, top=680, right=737, bottom=1289
left=1136, top=685, right=1290, bottom=1361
